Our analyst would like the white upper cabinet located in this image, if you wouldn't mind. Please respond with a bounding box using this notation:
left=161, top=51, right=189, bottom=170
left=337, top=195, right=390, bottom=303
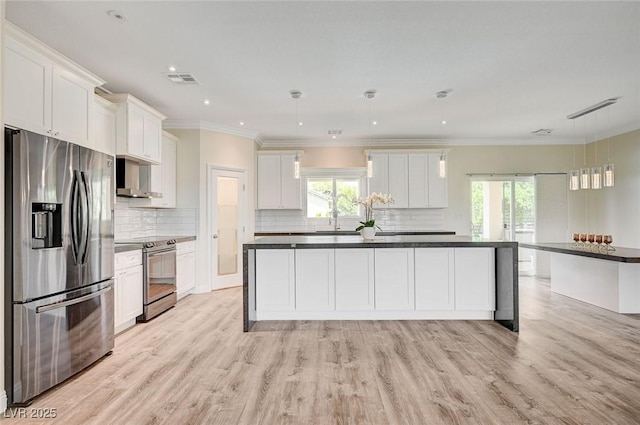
left=92, top=95, right=117, bottom=156
left=427, top=153, right=448, bottom=208
left=257, top=152, right=301, bottom=209
left=102, top=93, right=166, bottom=165
left=367, top=152, right=411, bottom=208
left=369, top=150, right=448, bottom=209
left=388, top=154, right=409, bottom=208
left=133, top=132, right=178, bottom=208
left=408, top=153, right=448, bottom=208
left=367, top=154, right=389, bottom=195
left=3, top=25, right=104, bottom=147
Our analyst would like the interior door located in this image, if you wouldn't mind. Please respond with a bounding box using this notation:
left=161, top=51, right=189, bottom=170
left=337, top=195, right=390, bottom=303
left=209, top=167, right=245, bottom=290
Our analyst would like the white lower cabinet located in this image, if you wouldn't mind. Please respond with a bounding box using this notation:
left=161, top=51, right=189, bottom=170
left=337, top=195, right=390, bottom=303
left=256, top=249, right=295, bottom=312
left=176, top=241, right=196, bottom=299
left=415, top=248, right=455, bottom=310
left=295, top=249, right=335, bottom=311
left=114, top=251, right=143, bottom=334
left=374, top=248, right=415, bottom=310
left=335, top=249, right=375, bottom=311
left=254, top=247, right=496, bottom=319
left=454, top=248, right=495, bottom=310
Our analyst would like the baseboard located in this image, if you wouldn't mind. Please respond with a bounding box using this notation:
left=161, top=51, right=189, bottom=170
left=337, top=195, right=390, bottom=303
left=0, top=390, right=7, bottom=413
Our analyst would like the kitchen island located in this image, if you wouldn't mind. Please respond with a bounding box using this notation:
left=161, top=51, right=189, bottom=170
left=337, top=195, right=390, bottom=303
left=522, top=242, right=640, bottom=313
left=243, top=235, right=519, bottom=332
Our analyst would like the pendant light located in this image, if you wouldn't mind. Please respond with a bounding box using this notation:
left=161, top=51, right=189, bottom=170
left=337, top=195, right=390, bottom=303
left=567, top=97, right=619, bottom=190
left=579, top=117, right=590, bottom=189
left=365, top=90, right=376, bottom=178
left=291, top=90, right=302, bottom=179
left=439, top=152, right=447, bottom=178
left=436, top=90, right=452, bottom=178
left=590, top=112, right=602, bottom=190
left=603, top=109, right=615, bottom=187
left=569, top=120, right=580, bottom=191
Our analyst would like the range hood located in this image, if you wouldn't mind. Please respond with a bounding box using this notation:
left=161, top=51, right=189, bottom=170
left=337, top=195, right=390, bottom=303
left=116, top=158, right=162, bottom=198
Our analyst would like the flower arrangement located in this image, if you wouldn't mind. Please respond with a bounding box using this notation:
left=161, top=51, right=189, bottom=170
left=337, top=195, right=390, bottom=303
left=354, top=192, right=394, bottom=231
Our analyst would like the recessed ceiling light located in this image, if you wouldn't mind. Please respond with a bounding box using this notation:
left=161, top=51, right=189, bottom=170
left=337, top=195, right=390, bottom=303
left=332, top=135, right=336, bottom=139
left=168, top=66, right=176, bottom=72
left=239, top=121, right=245, bottom=126
left=203, top=99, right=210, bottom=105
left=372, top=121, right=378, bottom=125
left=298, top=122, right=303, bottom=126
left=106, top=10, right=127, bottom=22
left=441, top=120, right=447, bottom=125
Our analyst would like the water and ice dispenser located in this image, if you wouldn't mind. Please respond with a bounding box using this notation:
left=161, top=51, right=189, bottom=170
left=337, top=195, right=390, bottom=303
left=31, top=203, right=62, bottom=249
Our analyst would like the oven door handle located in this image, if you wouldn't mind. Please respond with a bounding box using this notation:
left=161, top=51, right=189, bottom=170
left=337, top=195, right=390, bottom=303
left=36, top=287, right=111, bottom=314
left=146, top=249, right=177, bottom=257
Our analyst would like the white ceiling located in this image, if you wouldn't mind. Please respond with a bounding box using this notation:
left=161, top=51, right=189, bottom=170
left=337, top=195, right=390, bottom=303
left=6, top=1, right=640, bottom=146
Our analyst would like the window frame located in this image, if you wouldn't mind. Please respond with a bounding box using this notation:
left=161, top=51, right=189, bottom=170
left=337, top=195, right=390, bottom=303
left=302, top=167, right=367, bottom=221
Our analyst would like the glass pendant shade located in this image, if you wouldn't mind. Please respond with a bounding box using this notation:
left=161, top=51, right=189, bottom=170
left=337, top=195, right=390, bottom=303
left=439, top=154, right=447, bottom=178
left=366, top=154, right=373, bottom=178
left=604, top=164, right=615, bottom=187
left=569, top=170, right=580, bottom=191
left=591, top=166, right=602, bottom=189
left=580, top=168, right=590, bottom=189
left=294, top=153, right=300, bottom=179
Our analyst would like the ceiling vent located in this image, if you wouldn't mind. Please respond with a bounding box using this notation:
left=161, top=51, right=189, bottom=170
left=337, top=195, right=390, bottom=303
left=163, top=72, right=200, bottom=85
left=531, top=128, right=553, bottom=136
left=327, top=130, right=342, bottom=135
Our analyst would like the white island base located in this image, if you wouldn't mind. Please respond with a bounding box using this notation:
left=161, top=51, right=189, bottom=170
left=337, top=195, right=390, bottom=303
left=551, top=253, right=640, bottom=313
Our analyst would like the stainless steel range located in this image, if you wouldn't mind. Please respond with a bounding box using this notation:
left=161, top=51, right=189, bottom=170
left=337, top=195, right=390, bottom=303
left=115, top=238, right=177, bottom=321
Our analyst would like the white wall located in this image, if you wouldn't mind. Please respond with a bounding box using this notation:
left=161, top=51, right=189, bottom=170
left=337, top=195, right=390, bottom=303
left=583, top=129, right=640, bottom=248
left=168, top=128, right=256, bottom=293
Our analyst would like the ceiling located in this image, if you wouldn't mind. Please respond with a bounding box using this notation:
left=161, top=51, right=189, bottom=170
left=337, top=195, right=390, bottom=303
left=5, top=1, right=640, bottom=146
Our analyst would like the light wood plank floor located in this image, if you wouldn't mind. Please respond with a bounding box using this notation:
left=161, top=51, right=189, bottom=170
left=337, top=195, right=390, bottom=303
left=3, top=276, right=640, bottom=425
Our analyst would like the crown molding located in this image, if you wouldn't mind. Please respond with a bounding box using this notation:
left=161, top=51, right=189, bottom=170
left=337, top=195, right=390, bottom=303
left=5, top=20, right=106, bottom=87
left=163, top=120, right=261, bottom=140
left=259, top=136, right=589, bottom=148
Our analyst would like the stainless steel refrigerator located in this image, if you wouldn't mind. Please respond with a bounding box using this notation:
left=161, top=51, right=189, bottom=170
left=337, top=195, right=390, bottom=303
left=4, top=128, right=115, bottom=405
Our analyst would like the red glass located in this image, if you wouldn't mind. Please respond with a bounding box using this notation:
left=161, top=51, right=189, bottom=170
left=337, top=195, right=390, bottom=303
left=579, top=233, right=587, bottom=243
left=604, top=235, right=613, bottom=245
left=595, top=234, right=603, bottom=244
left=572, top=233, right=580, bottom=243
left=588, top=234, right=595, bottom=243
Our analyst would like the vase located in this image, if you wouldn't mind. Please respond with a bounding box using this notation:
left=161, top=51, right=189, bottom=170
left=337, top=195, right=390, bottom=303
left=360, top=227, right=376, bottom=240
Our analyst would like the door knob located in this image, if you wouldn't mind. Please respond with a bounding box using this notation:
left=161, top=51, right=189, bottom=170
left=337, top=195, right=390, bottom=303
left=212, top=234, right=218, bottom=239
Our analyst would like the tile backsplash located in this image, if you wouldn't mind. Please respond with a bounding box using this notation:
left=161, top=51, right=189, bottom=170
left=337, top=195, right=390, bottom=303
left=255, top=208, right=445, bottom=232
left=114, top=198, right=197, bottom=240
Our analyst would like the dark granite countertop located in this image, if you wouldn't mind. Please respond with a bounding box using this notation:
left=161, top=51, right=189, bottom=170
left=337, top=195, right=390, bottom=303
left=254, top=230, right=456, bottom=236
left=115, top=244, right=141, bottom=253
left=114, top=235, right=196, bottom=252
left=520, top=242, right=640, bottom=263
left=245, top=235, right=516, bottom=249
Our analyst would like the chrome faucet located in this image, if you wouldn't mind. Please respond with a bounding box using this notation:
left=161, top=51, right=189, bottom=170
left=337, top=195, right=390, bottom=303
left=329, top=195, right=341, bottom=230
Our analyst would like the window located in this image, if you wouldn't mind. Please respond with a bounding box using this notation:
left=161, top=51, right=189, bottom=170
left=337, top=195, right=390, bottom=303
left=305, top=171, right=365, bottom=219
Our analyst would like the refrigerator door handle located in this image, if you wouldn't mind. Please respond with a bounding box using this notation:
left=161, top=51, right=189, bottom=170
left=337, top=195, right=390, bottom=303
left=35, top=287, right=111, bottom=314
left=80, top=171, right=92, bottom=264
left=71, top=171, right=81, bottom=264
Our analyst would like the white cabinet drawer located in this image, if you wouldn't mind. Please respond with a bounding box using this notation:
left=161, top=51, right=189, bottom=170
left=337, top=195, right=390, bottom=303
left=177, top=241, right=196, bottom=255
left=115, top=250, right=142, bottom=270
